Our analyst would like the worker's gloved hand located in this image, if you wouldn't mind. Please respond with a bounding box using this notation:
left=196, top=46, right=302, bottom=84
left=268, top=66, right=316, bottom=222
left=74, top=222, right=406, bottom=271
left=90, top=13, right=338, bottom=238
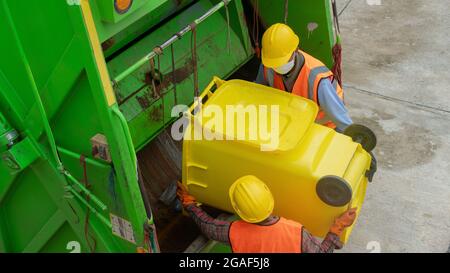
left=367, top=151, right=377, bottom=182
left=177, top=182, right=197, bottom=207
left=330, top=207, right=358, bottom=236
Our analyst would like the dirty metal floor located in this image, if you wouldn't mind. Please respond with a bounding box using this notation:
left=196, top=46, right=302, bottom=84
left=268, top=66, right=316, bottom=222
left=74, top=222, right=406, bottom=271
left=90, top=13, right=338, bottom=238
left=137, top=129, right=225, bottom=252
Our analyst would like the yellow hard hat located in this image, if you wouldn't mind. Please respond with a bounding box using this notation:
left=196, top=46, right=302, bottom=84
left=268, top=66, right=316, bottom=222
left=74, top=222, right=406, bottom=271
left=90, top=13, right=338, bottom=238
left=261, top=23, right=300, bottom=68
left=229, top=176, right=275, bottom=223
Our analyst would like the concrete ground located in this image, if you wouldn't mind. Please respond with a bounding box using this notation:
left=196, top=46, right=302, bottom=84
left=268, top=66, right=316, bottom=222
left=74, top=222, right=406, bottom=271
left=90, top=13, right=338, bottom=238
left=336, top=0, right=450, bottom=252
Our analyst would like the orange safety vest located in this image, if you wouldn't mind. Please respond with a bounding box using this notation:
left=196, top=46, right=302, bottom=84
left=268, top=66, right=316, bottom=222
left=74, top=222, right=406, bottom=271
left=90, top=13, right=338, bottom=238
left=263, top=50, right=344, bottom=129
left=229, top=217, right=303, bottom=253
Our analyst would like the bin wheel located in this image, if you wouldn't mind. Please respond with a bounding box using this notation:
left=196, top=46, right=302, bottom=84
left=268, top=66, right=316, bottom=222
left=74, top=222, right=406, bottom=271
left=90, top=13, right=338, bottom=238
left=343, top=124, right=377, bottom=152
left=316, top=176, right=352, bottom=207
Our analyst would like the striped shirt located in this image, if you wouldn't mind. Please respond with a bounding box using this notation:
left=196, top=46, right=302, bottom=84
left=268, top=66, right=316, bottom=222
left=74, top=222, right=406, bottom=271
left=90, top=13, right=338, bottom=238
left=186, top=204, right=343, bottom=253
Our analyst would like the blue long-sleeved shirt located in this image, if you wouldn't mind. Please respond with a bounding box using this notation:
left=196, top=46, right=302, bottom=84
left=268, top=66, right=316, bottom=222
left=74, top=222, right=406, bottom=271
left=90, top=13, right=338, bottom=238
left=255, top=64, right=352, bottom=132
left=317, top=79, right=353, bottom=132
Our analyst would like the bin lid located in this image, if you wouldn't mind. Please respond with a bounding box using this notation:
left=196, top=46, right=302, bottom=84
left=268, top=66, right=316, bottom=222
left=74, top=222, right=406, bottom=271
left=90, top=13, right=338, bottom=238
left=198, top=79, right=319, bottom=152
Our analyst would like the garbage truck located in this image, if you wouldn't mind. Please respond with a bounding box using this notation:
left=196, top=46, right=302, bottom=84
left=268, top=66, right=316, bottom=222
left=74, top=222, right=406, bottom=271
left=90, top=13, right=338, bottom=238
left=0, top=0, right=357, bottom=253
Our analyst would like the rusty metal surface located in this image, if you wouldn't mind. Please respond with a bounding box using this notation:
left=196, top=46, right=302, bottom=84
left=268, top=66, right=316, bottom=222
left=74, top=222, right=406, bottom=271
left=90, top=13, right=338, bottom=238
left=137, top=128, right=200, bottom=252
left=137, top=128, right=181, bottom=205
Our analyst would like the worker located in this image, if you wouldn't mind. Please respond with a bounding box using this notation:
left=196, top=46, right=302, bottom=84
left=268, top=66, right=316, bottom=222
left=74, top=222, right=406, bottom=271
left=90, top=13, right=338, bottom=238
left=177, top=176, right=357, bottom=253
left=256, top=23, right=378, bottom=182
left=255, top=23, right=351, bottom=132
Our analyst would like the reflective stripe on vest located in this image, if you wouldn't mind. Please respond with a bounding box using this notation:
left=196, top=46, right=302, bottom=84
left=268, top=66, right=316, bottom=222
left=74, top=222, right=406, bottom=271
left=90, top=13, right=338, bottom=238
left=308, top=66, right=331, bottom=101
left=263, top=67, right=285, bottom=90
left=265, top=68, right=275, bottom=87
left=229, top=218, right=303, bottom=253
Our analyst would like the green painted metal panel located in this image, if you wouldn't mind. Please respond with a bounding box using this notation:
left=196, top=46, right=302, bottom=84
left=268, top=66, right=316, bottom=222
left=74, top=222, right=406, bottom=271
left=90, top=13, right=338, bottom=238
left=1, top=166, right=59, bottom=252
left=201, top=241, right=232, bottom=253
left=97, top=0, right=178, bottom=24
left=0, top=0, right=252, bottom=253
left=108, top=0, right=253, bottom=149
left=0, top=0, right=147, bottom=253
left=252, top=0, right=337, bottom=68
left=91, top=0, right=195, bottom=47
left=40, top=222, right=88, bottom=253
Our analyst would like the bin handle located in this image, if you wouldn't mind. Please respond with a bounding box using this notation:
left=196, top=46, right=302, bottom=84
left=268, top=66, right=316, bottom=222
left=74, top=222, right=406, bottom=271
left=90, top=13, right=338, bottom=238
left=187, top=76, right=225, bottom=117
left=187, top=180, right=208, bottom=189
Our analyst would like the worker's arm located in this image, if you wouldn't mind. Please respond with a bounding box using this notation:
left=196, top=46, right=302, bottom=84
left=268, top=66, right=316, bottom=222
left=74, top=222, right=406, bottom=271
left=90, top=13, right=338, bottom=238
left=255, top=64, right=269, bottom=86
left=184, top=204, right=232, bottom=244
left=317, top=79, right=353, bottom=132
left=302, top=229, right=343, bottom=253
left=302, top=207, right=358, bottom=253
left=177, top=182, right=231, bottom=244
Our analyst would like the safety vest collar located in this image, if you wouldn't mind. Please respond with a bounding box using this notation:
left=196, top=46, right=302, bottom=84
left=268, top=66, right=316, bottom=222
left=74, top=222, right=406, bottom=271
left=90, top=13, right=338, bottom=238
left=263, top=51, right=304, bottom=90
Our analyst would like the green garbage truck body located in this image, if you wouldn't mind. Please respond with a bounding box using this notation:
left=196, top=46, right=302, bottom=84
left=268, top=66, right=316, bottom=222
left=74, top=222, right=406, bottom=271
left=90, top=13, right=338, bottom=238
left=0, top=0, right=339, bottom=253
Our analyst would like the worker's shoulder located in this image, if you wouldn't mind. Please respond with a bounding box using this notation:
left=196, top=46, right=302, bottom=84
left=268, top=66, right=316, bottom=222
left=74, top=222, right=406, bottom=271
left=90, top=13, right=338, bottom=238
left=279, top=217, right=303, bottom=229
left=299, top=50, right=327, bottom=67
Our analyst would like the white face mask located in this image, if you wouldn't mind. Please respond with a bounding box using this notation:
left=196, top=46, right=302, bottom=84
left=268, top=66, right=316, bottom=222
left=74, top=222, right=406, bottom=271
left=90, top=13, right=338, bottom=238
left=274, top=59, right=295, bottom=75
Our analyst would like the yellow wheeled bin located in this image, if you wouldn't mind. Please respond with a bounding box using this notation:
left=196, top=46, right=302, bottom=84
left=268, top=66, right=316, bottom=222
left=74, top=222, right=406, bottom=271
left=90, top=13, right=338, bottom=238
left=182, top=77, right=372, bottom=243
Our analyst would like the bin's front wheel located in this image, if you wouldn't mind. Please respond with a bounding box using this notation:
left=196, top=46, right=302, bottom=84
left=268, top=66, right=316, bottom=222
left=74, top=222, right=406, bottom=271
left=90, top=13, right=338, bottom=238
left=316, top=176, right=352, bottom=207
left=343, top=124, right=377, bottom=152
